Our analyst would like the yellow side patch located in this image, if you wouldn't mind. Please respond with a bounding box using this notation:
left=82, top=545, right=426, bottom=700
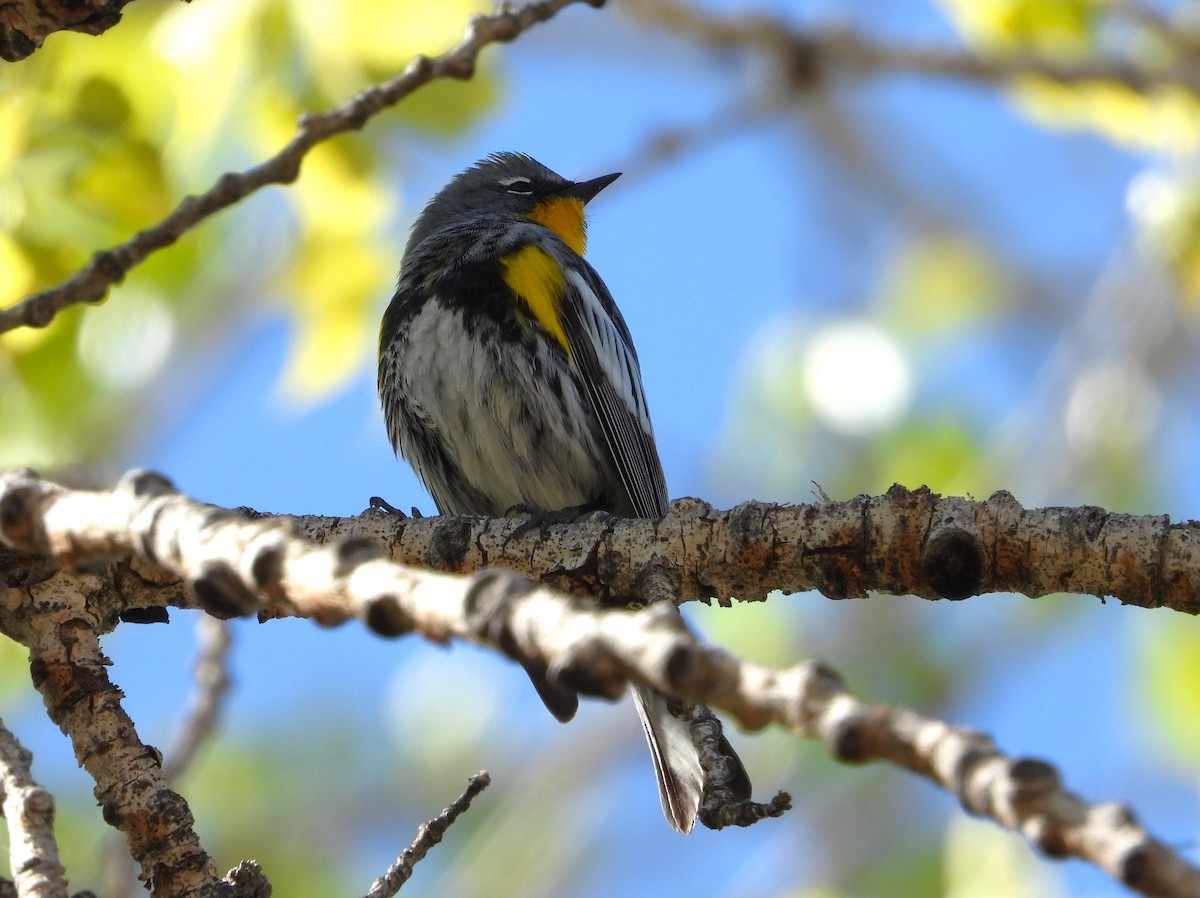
left=527, top=197, right=587, bottom=256
left=501, top=245, right=572, bottom=357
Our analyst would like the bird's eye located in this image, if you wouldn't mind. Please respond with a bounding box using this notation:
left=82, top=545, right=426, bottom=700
left=502, top=178, right=534, bottom=195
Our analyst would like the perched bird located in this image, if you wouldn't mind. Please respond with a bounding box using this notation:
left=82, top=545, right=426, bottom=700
left=378, top=152, right=748, bottom=832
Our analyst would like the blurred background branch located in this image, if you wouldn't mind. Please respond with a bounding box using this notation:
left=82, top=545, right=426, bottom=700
left=623, top=0, right=1200, bottom=94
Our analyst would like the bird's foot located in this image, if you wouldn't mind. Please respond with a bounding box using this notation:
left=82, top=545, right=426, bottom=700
left=367, top=496, right=425, bottom=518
left=502, top=501, right=602, bottom=543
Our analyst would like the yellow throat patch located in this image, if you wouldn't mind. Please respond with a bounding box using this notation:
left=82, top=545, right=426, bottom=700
left=527, top=197, right=588, bottom=256
left=501, top=244, right=572, bottom=357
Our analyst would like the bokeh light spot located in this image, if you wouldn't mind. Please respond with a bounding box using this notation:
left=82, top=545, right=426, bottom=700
left=802, top=320, right=912, bottom=436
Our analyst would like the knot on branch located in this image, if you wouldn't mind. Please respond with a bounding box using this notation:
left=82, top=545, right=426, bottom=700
left=190, top=560, right=259, bottom=620
left=0, top=474, right=44, bottom=550
left=921, top=504, right=987, bottom=599
left=226, top=860, right=272, bottom=898
left=817, top=696, right=879, bottom=762
left=0, top=27, right=37, bottom=62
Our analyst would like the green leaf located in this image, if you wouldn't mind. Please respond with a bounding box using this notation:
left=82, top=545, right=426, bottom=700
left=877, top=234, right=1005, bottom=336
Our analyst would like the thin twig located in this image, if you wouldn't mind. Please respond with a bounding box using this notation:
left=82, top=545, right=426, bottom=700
left=0, top=0, right=604, bottom=337
left=363, top=773, right=491, bottom=898
left=162, top=616, right=233, bottom=783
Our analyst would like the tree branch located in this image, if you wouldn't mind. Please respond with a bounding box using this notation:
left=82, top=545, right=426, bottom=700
left=0, top=720, right=68, bottom=898
left=0, top=566, right=235, bottom=898
left=620, top=0, right=1200, bottom=96
left=161, top=616, right=232, bottom=784
left=4, top=468, right=1199, bottom=610
left=1, top=468, right=1197, bottom=895
left=0, top=0, right=140, bottom=63
left=237, top=491, right=1200, bottom=615
left=0, top=0, right=603, bottom=337
left=362, top=772, right=490, bottom=898
left=96, top=616, right=234, bottom=898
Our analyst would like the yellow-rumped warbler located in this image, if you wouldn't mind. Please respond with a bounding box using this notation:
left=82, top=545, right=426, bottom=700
left=377, top=152, right=749, bottom=832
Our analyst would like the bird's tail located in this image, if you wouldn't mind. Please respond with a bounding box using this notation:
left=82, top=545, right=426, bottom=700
left=631, top=684, right=705, bottom=833
left=631, top=685, right=754, bottom=832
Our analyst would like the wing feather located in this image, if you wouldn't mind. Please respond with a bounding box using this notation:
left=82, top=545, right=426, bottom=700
left=558, top=257, right=725, bottom=833
left=559, top=265, right=668, bottom=519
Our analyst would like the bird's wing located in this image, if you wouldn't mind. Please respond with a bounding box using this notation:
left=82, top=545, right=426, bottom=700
left=558, top=262, right=669, bottom=519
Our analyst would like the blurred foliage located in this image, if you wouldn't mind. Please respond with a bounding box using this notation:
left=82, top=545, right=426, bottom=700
left=941, top=815, right=1065, bottom=898
left=877, top=233, right=1004, bottom=338
left=0, top=0, right=494, bottom=470
left=0, top=635, right=31, bottom=709
left=1129, top=167, right=1200, bottom=306
left=937, top=0, right=1107, bottom=56
left=709, top=6, right=1200, bottom=896
left=0, top=4, right=493, bottom=880
left=862, top=418, right=985, bottom=497
left=935, top=0, right=1200, bottom=306
left=713, top=233, right=1005, bottom=502
left=1137, top=613, right=1200, bottom=769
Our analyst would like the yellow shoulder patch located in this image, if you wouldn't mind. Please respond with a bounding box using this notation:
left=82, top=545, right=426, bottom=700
left=527, top=197, right=587, bottom=256
left=501, top=245, right=572, bottom=357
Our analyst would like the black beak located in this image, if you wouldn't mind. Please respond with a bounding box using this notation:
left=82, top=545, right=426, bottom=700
left=564, top=171, right=621, bottom=204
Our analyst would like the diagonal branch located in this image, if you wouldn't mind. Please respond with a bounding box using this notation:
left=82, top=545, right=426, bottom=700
left=0, top=0, right=603, bottom=337
left=2, top=570, right=234, bottom=898
left=161, top=616, right=232, bottom=783
left=95, top=616, right=235, bottom=898
left=363, top=772, right=490, bottom=898
left=0, top=468, right=1197, bottom=896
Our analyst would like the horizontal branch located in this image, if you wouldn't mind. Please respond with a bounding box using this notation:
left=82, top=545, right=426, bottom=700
left=0, top=0, right=601, bottom=336
left=0, top=468, right=1196, bottom=895
left=4, top=470, right=1199, bottom=611
left=337, top=489, right=1200, bottom=612
left=621, top=0, right=1200, bottom=96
